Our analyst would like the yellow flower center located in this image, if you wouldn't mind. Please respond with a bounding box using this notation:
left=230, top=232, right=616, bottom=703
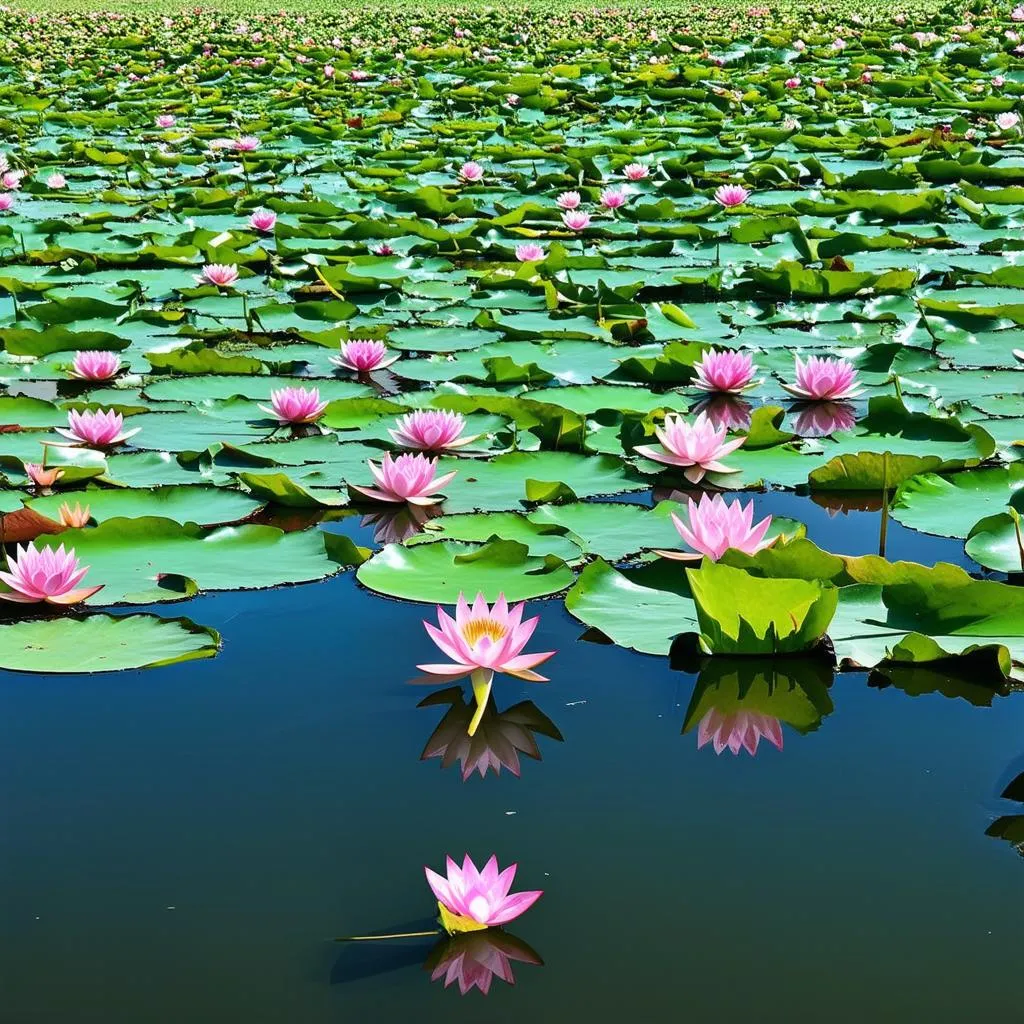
left=460, top=617, right=509, bottom=647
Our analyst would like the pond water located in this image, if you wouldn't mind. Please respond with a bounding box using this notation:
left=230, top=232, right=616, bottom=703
left=4, top=493, right=1024, bottom=1023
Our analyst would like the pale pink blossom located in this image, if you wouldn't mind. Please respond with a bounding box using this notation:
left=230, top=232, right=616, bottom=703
left=506, top=93, right=520, bottom=107
left=1013, top=4, right=1024, bottom=20
left=323, top=64, right=335, bottom=78
left=24, top=462, right=63, bottom=488
left=70, top=350, right=121, bottom=381
left=782, top=355, right=863, bottom=401
left=860, top=72, right=873, bottom=83
left=622, top=162, right=649, bottom=180
left=46, top=172, right=66, bottom=189
left=248, top=208, right=277, bottom=232
left=233, top=135, right=260, bottom=151
left=993, top=75, right=1006, bottom=87
left=1, top=170, right=23, bottom=190
left=58, top=502, right=91, bottom=528
left=352, top=452, right=456, bottom=506
left=515, top=243, right=545, bottom=262
left=374, top=242, right=395, bottom=256
left=200, top=263, right=239, bottom=287
left=389, top=410, right=476, bottom=451
left=692, top=349, right=758, bottom=393
left=793, top=38, right=806, bottom=50
left=698, top=708, right=783, bottom=756
left=832, top=37, right=846, bottom=50
left=785, top=76, right=801, bottom=88
left=634, top=412, right=744, bottom=483
left=561, top=210, right=591, bottom=231
left=330, top=339, right=399, bottom=373
left=0, top=193, right=14, bottom=212
left=714, top=184, right=750, bottom=208
left=350, top=69, right=370, bottom=81
left=427, top=931, right=542, bottom=996
left=425, top=853, right=543, bottom=932
left=0, top=543, right=102, bottom=605
left=556, top=190, right=581, bottom=210
left=56, top=408, right=140, bottom=446
left=996, top=111, right=1020, bottom=131
left=656, top=494, right=774, bottom=561
left=258, top=386, right=328, bottom=424
left=459, top=161, right=484, bottom=183
left=600, top=188, right=627, bottom=210
left=155, top=114, right=176, bottom=128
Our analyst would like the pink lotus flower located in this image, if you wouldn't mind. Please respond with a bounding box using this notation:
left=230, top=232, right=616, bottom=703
left=697, top=708, right=783, bottom=756
left=352, top=452, right=456, bottom=505
left=793, top=38, right=806, bottom=50
left=2, top=170, right=24, bottom=190
left=459, top=161, right=484, bottom=183
left=714, top=184, right=750, bottom=208
left=997, top=112, right=1020, bottom=131
left=860, top=72, right=873, bottom=83
left=24, top=462, right=63, bottom=488
left=622, top=163, right=649, bottom=180
left=350, top=69, right=370, bottom=81
left=506, top=93, right=520, bottom=107
left=155, top=114, right=176, bottom=127
left=330, top=339, right=399, bottom=373
left=555, top=190, right=581, bottom=210
left=389, top=410, right=476, bottom=452
left=248, top=208, right=277, bottom=232
left=425, top=854, right=543, bottom=933
left=427, top=930, right=542, bottom=996
left=46, top=173, right=67, bottom=189
left=692, top=394, right=753, bottom=431
left=515, top=243, right=545, bottom=262
left=58, top=501, right=91, bottom=528
left=323, top=64, right=335, bottom=78
left=233, top=135, right=260, bottom=151
left=792, top=400, right=857, bottom=437
left=0, top=193, right=15, bottom=212
left=200, top=263, right=239, bottom=287
left=784, top=76, right=800, bottom=88
left=1013, top=4, right=1024, bottom=20
left=70, top=350, right=121, bottom=381
left=993, top=75, right=1006, bottom=87
left=634, top=412, right=744, bottom=483
left=782, top=355, right=862, bottom=401
left=657, top=494, right=774, bottom=561
left=600, top=188, right=627, bottom=210
left=692, top=349, right=758, bottom=393
left=561, top=210, right=591, bottom=231
left=57, top=408, right=140, bottom=446
left=258, top=386, right=328, bottom=424
left=832, top=37, right=846, bottom=50
left=0, top=543, right=102, bottom=605
left=374, top=242, right=395, bottom=256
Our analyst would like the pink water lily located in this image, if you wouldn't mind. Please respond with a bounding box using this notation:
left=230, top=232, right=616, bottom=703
left=70, top=350, right=121, bottom=380
left=996, top=111, right=1020, bottom=131
left=634, top=411, right=744, bottom=483
left=24, top=462, right=63, bottom=488
left=248, top=208, right=277, bottom=232
left=515, top=243, right=545, bottom=262
left=782, top=355, right=862, bottom=401
left=200, top=263, right=239, bottom=287
left=352, top=452, right=456, bottom=506
left=258, top=386, right=328, bottom=424
left=0, top=193, right=15, bottom=212
left=425, top=854, right=543, bottom=933
left=233, top=135, right=260, bottom=151
left=793, top=400, right=857, bottom=437
left=697, top=708, right=784, bottom=756
left=561, top=210, right=591, bottom=231
left=600, top=187, right=627, bottom=210
left=785, top=76, right=801, bottom=88
left=459, top=161, right=484, bottom=183
left=428, top=930, right=542, bottom=996
left=714, top=184, right=750, bottom=208
left=46, top=172, right=67, bottom=189
left=330, top=339, right=399, bottom=373
left=656, top=494, right=775, bottom=561
left=692, top=349, right=758, bottom=393
left=57, top=408, right=140, bottom=446
left=555, top=190, right=581, bottom=210
left=389, top=410, right=477, bottom=452
left=58, top=502, right=91, bottom=528
left=0, top=543, right=102, bottom=605
left=622, top=162, right=649, bottom=180
left=155, top=114, right=176, bottom=128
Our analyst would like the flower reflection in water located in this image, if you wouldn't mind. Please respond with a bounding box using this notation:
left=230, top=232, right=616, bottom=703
left=691, top=393, right=753, bottom=432
left=791, top=400, right=857, bottom=438
left=424, top=930, right=543, bottom=996
left=360, top=503, right=439, bottom=545
left=419, top=686, right=563, bottom=781
left=681, top=656, right=834, bottom=757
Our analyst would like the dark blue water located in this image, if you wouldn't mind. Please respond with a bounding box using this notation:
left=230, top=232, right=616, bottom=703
left=4, top=493, right=1024, bottom=1022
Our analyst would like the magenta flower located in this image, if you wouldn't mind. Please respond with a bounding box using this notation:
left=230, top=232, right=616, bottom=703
left=782, top=355, right=863, bottom=401
left=330, top=339, right=399, bottom=373
left=515, top=243, right=545, bottom=262
left=374, top=242, right=395, bottom=256
left=556, top=190, right=581, bottom=210
left=0, top=193, right=15, bottom=212
left=24, top=462, right=63, bottom=488
left=561, top=210, right=591, bottom=231
left=600, top=188, right=627, bottom=210
left=155, top=114, right=176, bottom=128
left=622, top=162, right=649, bottom=180
left=714, top=184, right=751, bottom=208
left=692, top=349, right=758, bottom=393
left=46, top=172, right=67, bottom=189
left=657, top=494, right=774, bottom=562
left=248, top=208, right=277, bottom=232
left=784, top=76, right=801, bottom=88
left=428, top=931, right=542, bottom=996
left=792, top=400, right=857, bottom=437
left=70, top=350, right=121, bottom=381
left=634, top=411, right=744, bottom=483
left=233, top=135, right=260, bottom=151
left=258, top=386, right=328, bottom=424
left=352, top=452, right=456, bottom=505
left=200, top=263, right=239, bottom=287
left=459, top=161, right=484, bottom=183
left=57, top=408, right=140, bottom=446
left=3, top=170, right=24, bottom=190
left=697, top=708, right=783, bottom=756
left=389, top=410, right=476, bottom=452
left=0, top=543, right=102, bottom=605
left=425, top=854, right=543, bottom=933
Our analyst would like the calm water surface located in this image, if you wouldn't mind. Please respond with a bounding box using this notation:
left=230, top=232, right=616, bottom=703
left=3, top=494, right=1024, bottom=1022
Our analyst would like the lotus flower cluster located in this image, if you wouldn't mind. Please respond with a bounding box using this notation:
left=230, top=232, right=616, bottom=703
left=425, top=854, right=542, bottom=933
left=657, top=494, right=775, bottom=561
left=258, top=386, right=328, bottom=424
left=697, top=708, right=784, bottom=757
left=70, top=350, right=122, bottom=381
left=330, top=339, right=399, bottom=373
left=57, top=408, right=139, bottom=446
left=782, top=355, right=862, bottom=401
left=352, top=452, right=456, bottom=505
left=634, top=411, right=745, bottom=483
left=692, top=350, right=758, bottom=393
left=0, top=543, right=102, bottom=605
left=389, top=410, right=476, bottom=452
